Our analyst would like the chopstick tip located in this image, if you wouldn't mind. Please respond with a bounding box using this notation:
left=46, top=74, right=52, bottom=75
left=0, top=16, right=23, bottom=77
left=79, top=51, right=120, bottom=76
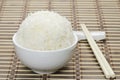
left=80, top=23, right=85, bottom=26
left=111, top=74, right=116, bottom=78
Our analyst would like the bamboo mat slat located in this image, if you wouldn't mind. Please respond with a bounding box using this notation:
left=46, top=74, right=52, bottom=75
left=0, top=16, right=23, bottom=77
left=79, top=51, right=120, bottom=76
left=0, top=0, right=120, bottom=80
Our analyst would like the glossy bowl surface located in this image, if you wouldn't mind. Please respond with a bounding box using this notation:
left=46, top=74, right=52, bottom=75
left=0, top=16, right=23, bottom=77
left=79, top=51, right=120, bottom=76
left=12, top=33, right=78, bottom=74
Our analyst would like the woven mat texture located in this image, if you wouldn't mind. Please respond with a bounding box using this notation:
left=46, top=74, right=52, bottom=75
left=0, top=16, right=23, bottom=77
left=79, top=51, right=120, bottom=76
left=0, top=0, right=120, bottom=80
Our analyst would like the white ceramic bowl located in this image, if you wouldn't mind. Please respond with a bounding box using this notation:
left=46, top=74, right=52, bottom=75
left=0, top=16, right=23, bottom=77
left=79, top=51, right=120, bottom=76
left=12, top=33, right=78, bottom=74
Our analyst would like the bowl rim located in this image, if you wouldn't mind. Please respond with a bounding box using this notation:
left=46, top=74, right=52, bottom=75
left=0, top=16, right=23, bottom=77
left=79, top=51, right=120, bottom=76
left=12, top=32, right=78, bottom=53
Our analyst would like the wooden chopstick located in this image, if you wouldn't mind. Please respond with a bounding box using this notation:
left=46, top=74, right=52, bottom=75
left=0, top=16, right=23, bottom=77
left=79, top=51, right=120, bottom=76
left=80, top=24, right=115, bottom=79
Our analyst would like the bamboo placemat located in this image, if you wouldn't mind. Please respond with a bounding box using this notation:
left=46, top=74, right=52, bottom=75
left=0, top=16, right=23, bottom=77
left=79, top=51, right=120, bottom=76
left=0, top=0, right=120, bottom=80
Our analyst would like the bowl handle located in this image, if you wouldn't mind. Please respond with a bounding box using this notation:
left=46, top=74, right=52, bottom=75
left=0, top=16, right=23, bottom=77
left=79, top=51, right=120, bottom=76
left=73, top=31, right=106, bottom=41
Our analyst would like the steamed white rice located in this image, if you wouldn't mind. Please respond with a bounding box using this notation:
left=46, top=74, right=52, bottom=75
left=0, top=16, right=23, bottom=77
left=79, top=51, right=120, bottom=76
left=16, top=11, right=74, bottom=51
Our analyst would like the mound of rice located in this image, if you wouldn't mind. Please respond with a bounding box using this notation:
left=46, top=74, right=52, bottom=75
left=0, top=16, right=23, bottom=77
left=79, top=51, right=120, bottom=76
left=16, top=11, right=74, bottom=51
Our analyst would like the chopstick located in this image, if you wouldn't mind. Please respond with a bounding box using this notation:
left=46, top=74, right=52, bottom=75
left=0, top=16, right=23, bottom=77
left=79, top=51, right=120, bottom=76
left=80, top=24, right=115, bottom=79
